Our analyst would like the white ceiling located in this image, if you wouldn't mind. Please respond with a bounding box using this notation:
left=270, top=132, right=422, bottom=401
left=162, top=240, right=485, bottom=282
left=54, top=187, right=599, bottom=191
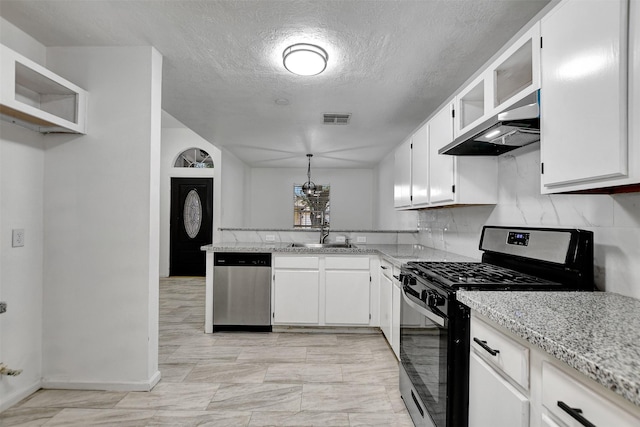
left=0, top=0, right=549, bottom=168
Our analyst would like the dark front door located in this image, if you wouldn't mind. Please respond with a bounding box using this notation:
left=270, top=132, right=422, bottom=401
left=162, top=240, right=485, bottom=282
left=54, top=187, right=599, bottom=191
left=170, top=178, right=213, bottom=276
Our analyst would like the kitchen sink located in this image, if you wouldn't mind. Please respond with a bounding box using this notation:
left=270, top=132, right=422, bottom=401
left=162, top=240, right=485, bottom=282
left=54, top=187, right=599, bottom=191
left=289, top=242, right=357, bottom=249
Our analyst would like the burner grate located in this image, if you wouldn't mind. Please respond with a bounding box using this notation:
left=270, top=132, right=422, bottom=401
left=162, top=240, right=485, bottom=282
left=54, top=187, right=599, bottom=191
left=408, top=261, right=557, bottom=286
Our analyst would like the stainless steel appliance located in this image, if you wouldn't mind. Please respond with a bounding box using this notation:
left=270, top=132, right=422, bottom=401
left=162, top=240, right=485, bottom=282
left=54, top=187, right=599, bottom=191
left=399, top=226, right=594, bottom=427
left=213, top=252, right=272, bottom=332
left=439, top=92, right=540, bottom=156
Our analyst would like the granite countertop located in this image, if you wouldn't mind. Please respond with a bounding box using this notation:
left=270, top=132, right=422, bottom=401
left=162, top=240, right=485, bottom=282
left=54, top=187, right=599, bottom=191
left=457, top=291, right=640, bottom=407
left=201, top=242, right=478, bottom=265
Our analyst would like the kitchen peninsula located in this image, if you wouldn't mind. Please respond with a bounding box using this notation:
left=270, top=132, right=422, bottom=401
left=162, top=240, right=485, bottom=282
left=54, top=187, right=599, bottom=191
left=202, top=241, right=476, bottom=334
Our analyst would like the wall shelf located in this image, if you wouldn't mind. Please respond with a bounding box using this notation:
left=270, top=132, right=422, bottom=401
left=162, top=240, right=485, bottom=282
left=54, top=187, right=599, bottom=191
left=1, top=44, right=88, bottom=134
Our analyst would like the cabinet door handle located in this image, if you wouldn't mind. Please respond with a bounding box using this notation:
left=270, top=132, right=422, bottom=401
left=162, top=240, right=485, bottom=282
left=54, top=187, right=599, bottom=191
left=380, top=266, right=388, bottom=270
left=473, top=337, right=500, bottom=356
left=557, top=401, right=596, bottom=427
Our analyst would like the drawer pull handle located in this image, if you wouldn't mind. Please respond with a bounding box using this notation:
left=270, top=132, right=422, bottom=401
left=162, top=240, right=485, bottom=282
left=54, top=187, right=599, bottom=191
left=557, top=401, right=596, bottom=427
left=473, top=337, right=500, bottom=356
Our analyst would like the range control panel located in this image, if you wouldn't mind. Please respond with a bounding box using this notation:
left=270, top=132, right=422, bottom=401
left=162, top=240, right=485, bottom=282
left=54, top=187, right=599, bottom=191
left=507, top=231, right=530, bottom=246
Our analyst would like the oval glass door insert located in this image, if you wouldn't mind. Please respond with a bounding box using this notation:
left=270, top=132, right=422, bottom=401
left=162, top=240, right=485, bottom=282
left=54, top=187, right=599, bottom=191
left=183, top=189, right=202, bottom=238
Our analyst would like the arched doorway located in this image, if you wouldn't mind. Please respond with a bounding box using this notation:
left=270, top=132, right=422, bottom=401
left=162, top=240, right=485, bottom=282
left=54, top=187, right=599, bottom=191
left=169, top=148, right=214, bottom=276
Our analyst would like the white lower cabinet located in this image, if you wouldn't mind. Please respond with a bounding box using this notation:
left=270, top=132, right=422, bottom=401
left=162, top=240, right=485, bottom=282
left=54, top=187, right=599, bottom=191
left=272, top=255, right=373, bottom=327
left=325, top=270, right=370, bottom=324
left=469, top=352, right=530, bottom=427
left=469, top=312, right=640, bottom=427
left=540, top=413, right=562, bottom=427
left=541, top=362, right=640, bottom=427
left=379, top=260, right=401, bottom=360
left=273, top=257, right=320, bottom=324
left=379, top=265, right=393, bottom=340
left=390, top=276, right=401, bottom=359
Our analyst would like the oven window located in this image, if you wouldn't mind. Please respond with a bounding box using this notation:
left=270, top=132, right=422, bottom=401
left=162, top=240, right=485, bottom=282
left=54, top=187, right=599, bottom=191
left=401, top=312, right=448, bottom=426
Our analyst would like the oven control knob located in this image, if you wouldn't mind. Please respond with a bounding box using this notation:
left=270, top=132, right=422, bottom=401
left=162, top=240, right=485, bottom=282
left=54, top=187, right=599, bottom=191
left=427, top=291, right=445, bottom=307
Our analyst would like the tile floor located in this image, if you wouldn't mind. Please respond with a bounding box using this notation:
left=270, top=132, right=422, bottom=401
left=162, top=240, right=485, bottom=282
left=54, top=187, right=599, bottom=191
left=1, top=277, right=413, bottom=426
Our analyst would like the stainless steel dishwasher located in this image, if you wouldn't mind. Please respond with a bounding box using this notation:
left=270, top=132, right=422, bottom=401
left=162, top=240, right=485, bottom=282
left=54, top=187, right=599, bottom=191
left=213, top=252, right=272, bottom=332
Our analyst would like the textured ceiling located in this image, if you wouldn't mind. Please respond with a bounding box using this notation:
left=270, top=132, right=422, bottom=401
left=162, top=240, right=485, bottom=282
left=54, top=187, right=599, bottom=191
left=0, top=0, right=549, bottom=168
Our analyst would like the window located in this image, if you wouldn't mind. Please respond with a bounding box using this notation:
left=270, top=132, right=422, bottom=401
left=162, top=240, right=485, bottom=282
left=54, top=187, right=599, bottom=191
left=293, top=185, right=330, bottom=228
left=174, top=148, right=214, bottom=168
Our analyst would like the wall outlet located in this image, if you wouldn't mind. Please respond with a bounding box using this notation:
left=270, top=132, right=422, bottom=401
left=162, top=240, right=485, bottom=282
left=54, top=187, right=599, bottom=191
left=265, top=234, right=276, bottom=242
left=356, top=236, right=367, bottom=243
left=335, top=235, right=346, bottom=243
left=12, top=229, right=25, bottom=247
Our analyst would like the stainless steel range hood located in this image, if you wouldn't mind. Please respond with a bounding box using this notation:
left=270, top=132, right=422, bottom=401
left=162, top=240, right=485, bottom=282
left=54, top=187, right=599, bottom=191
left=439, top=93, right=540, bottom=156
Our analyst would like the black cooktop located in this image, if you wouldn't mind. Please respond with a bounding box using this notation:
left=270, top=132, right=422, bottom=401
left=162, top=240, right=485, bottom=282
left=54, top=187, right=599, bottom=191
left=406, top=261, right=560, bottom=288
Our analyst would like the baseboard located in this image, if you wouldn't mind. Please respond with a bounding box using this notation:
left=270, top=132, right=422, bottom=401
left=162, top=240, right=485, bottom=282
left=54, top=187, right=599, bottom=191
left=42, top=370, right=162, bottom=392
left=272, top=325, right=381, bottom=334
left=0, top=379, right=42, bottom=412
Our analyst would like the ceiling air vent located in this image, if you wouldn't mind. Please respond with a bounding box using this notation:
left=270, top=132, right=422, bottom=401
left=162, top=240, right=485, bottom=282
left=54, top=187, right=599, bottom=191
left=323, top=113, right=351, bottom=125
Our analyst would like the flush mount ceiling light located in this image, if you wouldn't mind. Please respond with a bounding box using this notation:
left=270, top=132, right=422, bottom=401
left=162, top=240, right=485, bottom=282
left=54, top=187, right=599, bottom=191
left=302, top=154, right=318, bottom=195
left=283, top=43, right=328, bottom=76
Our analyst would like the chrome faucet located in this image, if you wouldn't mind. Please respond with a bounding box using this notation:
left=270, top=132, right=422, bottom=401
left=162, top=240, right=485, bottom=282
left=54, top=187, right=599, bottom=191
left=319, top=212, right=330, bottom=243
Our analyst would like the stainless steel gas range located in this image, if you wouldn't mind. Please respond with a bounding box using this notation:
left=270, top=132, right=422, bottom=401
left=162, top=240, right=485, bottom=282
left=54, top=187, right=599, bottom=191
left=398, top=226, right=595, bottom=427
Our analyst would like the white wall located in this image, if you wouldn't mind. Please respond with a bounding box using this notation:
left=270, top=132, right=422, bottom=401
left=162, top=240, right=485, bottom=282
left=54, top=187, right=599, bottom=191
left=41, top=46, right=162, bottom=390
left=375, top=149, right=418, bottom=232
left=414, top=144, right=640, bottom=299
left=160, top=121, right=222, bottom=277
left=0, top=18, right=47, bottom=411
left=248, top=167, right=375, bottom=229
left=0, top=123, right=45, bottom=410
left=220, top=149, right=249, bottom=229
left=0, top=17, right=46, bottom=65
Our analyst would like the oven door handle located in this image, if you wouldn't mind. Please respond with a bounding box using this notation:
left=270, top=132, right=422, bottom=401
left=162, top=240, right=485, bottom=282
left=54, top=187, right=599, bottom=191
left=402, top=289, right=446, bottom=327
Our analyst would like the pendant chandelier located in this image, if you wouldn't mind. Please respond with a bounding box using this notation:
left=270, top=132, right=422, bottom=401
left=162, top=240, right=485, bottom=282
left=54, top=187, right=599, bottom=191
left=302, top=154, right=317, bottom=196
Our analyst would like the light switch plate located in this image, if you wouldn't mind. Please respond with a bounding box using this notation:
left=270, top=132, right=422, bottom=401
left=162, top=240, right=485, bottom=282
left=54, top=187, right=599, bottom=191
left=356, top=236, right=367, bottom=243
left=12, top=229, right=25, bottom=247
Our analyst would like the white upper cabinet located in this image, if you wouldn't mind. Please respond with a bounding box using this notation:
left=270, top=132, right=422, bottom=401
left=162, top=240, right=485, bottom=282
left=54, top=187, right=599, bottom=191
left=393, top=102, right=497, bottom=209
left=491, top=23, right=541, bottom=113
left=632, top=0, right=640, bottom=191
left=411, top=122, right=430, bottom=207
left=393, top=22, right=542, bottom=210
left=429, top=104, right=456, bottom=204
left=394, top=138, right=412, bottom=208
left=455, top=73, right=490, bottom=138
left=454, top=23, right=541, bottom=138
left=540, top=0, right=636, bottom=193
left=0, top=44, right=88, bottom=134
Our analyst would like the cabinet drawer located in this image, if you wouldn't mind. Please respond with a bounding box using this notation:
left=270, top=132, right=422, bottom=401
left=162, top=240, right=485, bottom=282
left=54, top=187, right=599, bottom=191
left=542, top=362, right=640, bottom=427
left=325, top=256, right=369, bottom=270
left=471, top=316, right=529, bottom=389
left=274, top=256, right=319, bottom=269
left=380, top=259, right=393, bottom=279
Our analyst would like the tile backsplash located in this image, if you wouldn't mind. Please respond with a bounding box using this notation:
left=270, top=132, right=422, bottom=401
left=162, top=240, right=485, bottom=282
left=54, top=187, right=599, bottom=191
left=220, top=229, right=418, bottom=246
left=416, top=145, right=640, bottom=299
